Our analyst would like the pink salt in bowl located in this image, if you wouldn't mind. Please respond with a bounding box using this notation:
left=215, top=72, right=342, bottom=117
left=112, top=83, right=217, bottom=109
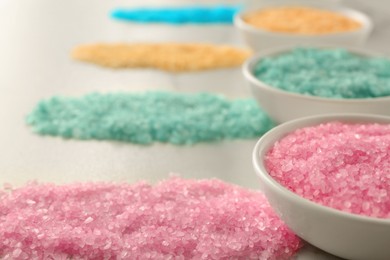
left=253, top=114, right=390, bottom=260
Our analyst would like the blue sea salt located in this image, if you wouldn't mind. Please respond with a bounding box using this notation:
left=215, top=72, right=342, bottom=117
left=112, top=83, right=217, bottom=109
left=26, top=91, right=273, bottom=145
left=111, top=6, right=240, bottom=25
left=254, top=48, right=390, bottom=99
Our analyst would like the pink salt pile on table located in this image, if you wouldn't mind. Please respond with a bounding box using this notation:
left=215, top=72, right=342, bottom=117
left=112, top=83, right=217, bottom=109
left=265, top=122, right=390, bottom=219
left=0, top=178, right=301, bottom=260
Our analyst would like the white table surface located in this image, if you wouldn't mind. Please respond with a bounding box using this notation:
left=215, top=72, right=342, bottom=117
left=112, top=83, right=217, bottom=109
left=1, top=0, right=389, bottom=259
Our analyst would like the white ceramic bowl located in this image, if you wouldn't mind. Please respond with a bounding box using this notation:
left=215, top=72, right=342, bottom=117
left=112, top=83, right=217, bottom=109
left=253, top=113, right=390, bottom=260
left=243, top=46, right=390, bottom=123
left=234, top=3, right=372, bottom=51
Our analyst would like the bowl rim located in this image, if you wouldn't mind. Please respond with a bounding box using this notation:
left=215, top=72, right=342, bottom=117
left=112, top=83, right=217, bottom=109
left=243, top=45, right=390, bottom=103
left=234, top=3, right=373, bottom=37
left=253, top=113, right=390, bottom=224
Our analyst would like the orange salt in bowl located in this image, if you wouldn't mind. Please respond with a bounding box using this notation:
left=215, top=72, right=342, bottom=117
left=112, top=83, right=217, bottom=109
left=234, top=4, right=372, bottom=51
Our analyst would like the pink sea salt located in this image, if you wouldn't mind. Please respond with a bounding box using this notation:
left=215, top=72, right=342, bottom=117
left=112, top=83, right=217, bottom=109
left=265, top=122, right=390, bottom=219
left=0, top=178, right=301, bottom=260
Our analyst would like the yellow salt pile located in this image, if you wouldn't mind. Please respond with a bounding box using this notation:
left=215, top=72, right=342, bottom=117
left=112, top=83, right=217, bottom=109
left=72, top=43, right=252, bottom=72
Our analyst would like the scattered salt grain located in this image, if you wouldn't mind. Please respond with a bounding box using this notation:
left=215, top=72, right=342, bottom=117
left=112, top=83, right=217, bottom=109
left=0, top=178, right=301, bottom=259
left=3, top=183, right=12, bottom=190
left=265, top=122, right=390, bottom=218
left=26, top=91, right=273, bottom=145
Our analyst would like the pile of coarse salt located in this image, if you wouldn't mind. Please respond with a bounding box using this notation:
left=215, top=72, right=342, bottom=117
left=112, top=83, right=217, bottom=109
left=265, top=122, right=390, bottom=218
left=26, top=91, right=273, bottom=145
left=0, top=178, right=301, bottom=259
left=110, top=6, right=240, bottom=25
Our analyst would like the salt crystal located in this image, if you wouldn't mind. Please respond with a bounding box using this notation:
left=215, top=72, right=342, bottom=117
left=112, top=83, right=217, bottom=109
left=362, top=202, right=370, bottom=211
left=84, top=217, right=94, bottom=224
left=85, top=236, right=95, bottom=246
left=344, top=201, right=352, bottom=208
left=93, top=229, right=101, bottom=236
left=26, top=199, right=36, bottom=205
left=12, top=248, right=22, bottom=258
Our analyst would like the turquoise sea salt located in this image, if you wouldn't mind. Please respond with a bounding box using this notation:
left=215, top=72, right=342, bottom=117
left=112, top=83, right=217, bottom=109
left=27, top=92, right=273, bottom=145
left=254, top=48, right=390, bottom=99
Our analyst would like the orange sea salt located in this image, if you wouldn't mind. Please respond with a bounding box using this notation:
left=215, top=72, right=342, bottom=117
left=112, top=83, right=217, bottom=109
left=72, top=43, right=251, bottom=72
left=243, top=6, right=362, bottom=35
